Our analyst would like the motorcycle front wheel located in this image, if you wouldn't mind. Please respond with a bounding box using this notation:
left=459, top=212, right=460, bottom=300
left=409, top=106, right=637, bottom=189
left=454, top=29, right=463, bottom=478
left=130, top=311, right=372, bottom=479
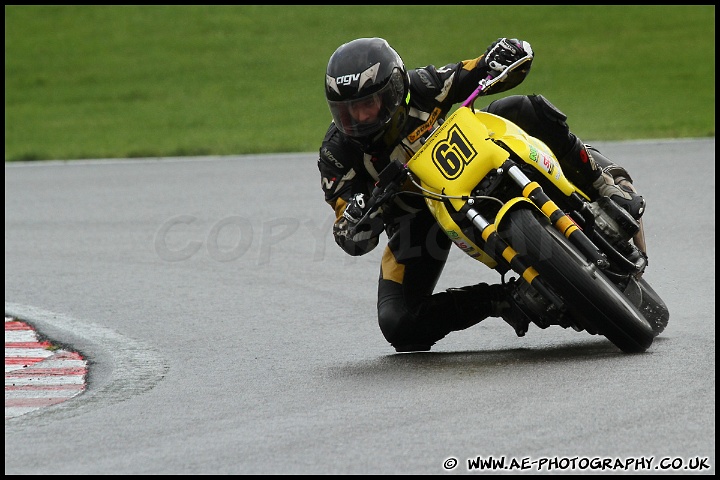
left=497, top=207, right=655, bottom=353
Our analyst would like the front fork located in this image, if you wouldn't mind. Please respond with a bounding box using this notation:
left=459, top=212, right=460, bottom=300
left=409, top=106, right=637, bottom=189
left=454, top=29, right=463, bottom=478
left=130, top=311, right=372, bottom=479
left=463, top=160, right=612, bottom=310
left=467, top=161, right=610, bottom=263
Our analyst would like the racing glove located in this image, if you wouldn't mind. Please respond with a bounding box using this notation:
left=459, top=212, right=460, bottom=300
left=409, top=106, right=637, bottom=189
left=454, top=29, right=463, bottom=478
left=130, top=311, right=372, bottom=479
left=342, top=193, right=385, bottom=243
left=482, top=37, right=534, bottom=72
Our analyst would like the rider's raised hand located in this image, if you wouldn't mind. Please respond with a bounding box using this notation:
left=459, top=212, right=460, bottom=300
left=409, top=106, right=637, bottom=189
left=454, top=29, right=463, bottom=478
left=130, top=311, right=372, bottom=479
left=483, top=38, right=534, bottom=72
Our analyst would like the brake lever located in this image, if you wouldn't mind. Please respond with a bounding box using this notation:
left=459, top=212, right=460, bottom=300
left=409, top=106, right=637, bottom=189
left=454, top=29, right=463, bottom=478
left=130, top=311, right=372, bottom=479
left=461, top=54, right=533, bottom=108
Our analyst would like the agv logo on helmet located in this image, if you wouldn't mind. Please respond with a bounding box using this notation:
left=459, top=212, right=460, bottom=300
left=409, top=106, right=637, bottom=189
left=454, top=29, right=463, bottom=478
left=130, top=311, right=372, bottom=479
left=336, top=74, right=359, bottom=85
left=326, top=63, right=380, bottom=95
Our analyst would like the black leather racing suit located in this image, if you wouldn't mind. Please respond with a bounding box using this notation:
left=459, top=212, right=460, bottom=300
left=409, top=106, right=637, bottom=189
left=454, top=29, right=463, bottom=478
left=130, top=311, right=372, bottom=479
left=318, top=54, right=607, bottom=352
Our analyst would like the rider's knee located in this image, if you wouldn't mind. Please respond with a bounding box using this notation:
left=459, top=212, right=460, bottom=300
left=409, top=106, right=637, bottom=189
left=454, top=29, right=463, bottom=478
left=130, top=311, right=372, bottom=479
left=485, top=94, right=573, bottom=153
left=484, top=95, right=538, bottom=127
left=377, top=296, right=439, bottom=352
left=377, top=299, right=412, bottom=345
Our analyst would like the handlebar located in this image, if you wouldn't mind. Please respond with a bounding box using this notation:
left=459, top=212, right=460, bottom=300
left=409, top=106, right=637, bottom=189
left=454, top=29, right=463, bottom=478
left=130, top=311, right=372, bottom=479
left=461, top=54, right=533, bottom=108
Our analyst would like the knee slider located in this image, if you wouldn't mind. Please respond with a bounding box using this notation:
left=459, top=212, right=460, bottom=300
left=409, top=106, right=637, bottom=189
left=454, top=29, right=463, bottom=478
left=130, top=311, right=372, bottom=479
left=377, top=295, right=449, bottom=351
left=377, top=300, right=413, bottom=346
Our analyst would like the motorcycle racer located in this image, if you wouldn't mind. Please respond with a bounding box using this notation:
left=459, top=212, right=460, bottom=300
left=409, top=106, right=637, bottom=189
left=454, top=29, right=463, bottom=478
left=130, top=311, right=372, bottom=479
left=318, top=37, right=646, bottom=352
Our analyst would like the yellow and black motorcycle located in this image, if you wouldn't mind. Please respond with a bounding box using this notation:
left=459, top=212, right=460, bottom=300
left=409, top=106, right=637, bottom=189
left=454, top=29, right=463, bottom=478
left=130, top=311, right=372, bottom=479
left=350, top=57, right=669, bottom=353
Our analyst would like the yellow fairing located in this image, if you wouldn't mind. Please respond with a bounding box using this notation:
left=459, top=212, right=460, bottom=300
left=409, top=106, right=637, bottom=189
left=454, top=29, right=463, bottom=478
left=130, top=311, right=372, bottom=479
left=407, top=107, right=510, bottom=211
left=405, top=107, right=585, bottom=268
left=475, top=111, right=579, bottom=197
left=407, top=107, right=510, bottom=267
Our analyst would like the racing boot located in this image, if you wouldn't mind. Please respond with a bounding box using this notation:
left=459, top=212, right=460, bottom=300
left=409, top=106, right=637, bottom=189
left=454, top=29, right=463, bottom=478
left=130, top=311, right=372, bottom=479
left=559, top=138, right=646, bottom=221
left=489, top=278, right=532, bottom=337
left=582, top=145, right=648, bottom=254
left=587, top=145, right=646, bottom=221
left=443, top=279, right=530, bottom=336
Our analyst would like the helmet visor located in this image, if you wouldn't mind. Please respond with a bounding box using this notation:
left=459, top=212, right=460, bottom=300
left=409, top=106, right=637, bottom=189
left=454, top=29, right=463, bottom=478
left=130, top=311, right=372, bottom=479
left=327, top=72, right=405, bottom=139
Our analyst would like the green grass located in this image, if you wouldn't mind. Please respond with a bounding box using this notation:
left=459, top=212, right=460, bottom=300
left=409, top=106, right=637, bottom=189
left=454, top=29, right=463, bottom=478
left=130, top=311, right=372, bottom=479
left=4, top=5, right=715, bottom=162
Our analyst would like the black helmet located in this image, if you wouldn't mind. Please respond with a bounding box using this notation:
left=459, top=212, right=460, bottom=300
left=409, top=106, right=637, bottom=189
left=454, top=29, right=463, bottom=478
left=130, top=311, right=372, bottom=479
left=325, top=37, right=410, bottom=151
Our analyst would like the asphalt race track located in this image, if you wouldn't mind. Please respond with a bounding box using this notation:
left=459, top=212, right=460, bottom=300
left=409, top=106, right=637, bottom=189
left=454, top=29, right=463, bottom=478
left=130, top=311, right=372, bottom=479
left=4, top=138, right=715, bottom=474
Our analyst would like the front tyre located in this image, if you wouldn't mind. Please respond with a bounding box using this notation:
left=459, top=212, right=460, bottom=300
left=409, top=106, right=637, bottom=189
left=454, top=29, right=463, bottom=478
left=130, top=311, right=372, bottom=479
left=498, top=208, right=655, bottom=353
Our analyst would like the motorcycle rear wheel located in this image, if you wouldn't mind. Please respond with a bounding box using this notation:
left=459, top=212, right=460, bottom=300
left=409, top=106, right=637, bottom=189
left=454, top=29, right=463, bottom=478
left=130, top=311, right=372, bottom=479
left=498, top=208, right=655, bottom=353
